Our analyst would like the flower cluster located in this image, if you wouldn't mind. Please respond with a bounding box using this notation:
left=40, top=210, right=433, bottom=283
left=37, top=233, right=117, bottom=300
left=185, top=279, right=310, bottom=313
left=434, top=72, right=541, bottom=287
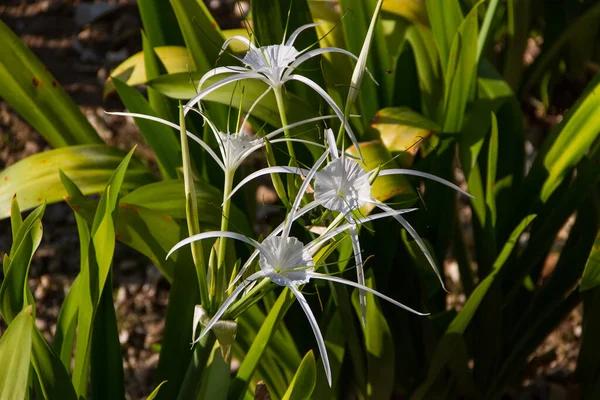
left=116, top=20, right=472, bottom=387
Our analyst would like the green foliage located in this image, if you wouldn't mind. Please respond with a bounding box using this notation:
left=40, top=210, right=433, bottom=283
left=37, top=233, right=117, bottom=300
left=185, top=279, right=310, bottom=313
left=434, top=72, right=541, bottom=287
left=1, top=0, right=600, bottom=398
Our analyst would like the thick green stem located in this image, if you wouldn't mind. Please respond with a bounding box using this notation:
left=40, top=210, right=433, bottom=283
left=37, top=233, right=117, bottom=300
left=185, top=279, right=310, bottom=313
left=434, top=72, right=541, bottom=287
left=179, top=104, right=210, bottom=308
left=273, top=87, right=297, bottom=164
left=214, top=170, right=235, bottom=305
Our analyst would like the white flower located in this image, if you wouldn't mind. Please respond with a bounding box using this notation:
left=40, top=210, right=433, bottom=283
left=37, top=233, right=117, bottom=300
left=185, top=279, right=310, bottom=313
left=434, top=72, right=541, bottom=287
left=106, top=111, right=331, bottom=174
left=183, top=22, right=374, bottom=157
left=222, top=129, right=473, bottom=324
left=166, top=176, right=425, bottom=386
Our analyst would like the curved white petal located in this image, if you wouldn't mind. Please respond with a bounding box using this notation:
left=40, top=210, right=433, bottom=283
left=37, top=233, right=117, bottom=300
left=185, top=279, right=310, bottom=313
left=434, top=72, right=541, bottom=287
left=288, top=74, right=363, bottom=162
left=105, top=111, right=225, bottom=171
left=284, top=47, right=376, bottom=84
left=224, top=166, right=310, bottom=205
left=184, top=72, right=266, bottom=116
left=376, top=169, right=473, bottom=198
left=197, top=66, right=249, bottom=92
left=324, top=128, right=338, bottom=159
left=263, top=115, right=338, bottom=140
left=375, top=203, right=446, bottom=290
left=240, top=86, right=273, bottom=130
left=287, top=283, right=332, bottom=387
left=195, top=272, right=265, bottom=344
left=285, top=22, right=322, bottom=47
left=307, top=208, right=417, bottom=253
left=283, top=149, right=331, bottom=240
left=270, top=138, right=326, bottom=149
left=227, top=200, right=321, bottom=290
left=349, top=225, right=367, bottom=327
left=167, top=231, right=261, bottom=259
left=307, top=272, right=429, bottom=316
left=220, top=35, right=254, bottom=55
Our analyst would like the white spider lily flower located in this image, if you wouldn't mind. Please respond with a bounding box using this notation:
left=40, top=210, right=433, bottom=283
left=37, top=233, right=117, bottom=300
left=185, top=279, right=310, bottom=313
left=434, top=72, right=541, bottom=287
left=107, top=111, right=332, bottom=174
left=167, top=193, right=426, bottom=387
left=222, top=129, right=473, bottom=324
left=184, top=22, right=374, bottom=158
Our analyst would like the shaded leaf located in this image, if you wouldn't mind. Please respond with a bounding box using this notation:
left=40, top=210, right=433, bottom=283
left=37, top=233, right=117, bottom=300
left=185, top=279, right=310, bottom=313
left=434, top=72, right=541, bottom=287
left=0, top=20, right=101, bottom=147
left=0, top=305, right=34, bottom=400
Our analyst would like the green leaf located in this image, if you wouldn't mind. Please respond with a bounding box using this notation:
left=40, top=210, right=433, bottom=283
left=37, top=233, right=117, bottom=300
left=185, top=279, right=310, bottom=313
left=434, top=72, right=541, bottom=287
left=0, top=204, right=44, bottom=323
left=105, top=46, right=191, bottom=98
left=448, top=214, right=536, bottom=334
left=54, top=276, right=81, bottom=369
left=31, top=326, right=78, bottom=400
left=142, top=30, right=180, bottom=128
left=71, top=149, right=135, bottom=397
left=0, top=20, right=101, bottom=147
left=121, top=179, right=253, bottom=237
left=195, top=343, right=230, bottom=400
left=425, top=0, right=463, bottom=74
left=404, top=24, right=443, bottom=121
left=580, top=231, right=600, bottom=292
left=147, top=72, right=317, bottom=128
left=138, top=0, right=184, bottom=47
left=352, top=271, right=395, bottom=400
left=0, top=305, right=34, bottom=400
left=155, top=248, right=199, bottom=399
left=340, top=0, right=392, bottom=119
left=170, top=0, right=225, bottom=72
left=413, top=214, right=536, bottom=398
left=371, top=107, right=440, bottom=166
left=527, top=70, right=600, bottom=203
left=281, top=351, right=317, bottom=400
left=442, top=3, right=479, bottom=133
left=228, top=288, right=296, bottom=400
left=90, top=274, right=125, bottom=399
left=113, top=78, right=181, bottom=179
left=147, top=381, right=169, bottom=400
left=0, top=145, right=155, bottom=220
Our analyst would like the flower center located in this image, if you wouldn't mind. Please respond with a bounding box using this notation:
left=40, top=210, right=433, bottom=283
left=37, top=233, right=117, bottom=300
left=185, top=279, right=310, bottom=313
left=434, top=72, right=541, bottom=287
left=242, top=45, right=300, bottom=86
left=259, top=236, right=314, bottom=286
left=314, top=158, right=372, bottom=213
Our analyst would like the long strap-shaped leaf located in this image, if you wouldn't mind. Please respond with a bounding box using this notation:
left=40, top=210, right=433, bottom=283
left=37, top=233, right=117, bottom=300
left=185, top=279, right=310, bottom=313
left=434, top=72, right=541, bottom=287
left=0, top=20, right=101, bottom=147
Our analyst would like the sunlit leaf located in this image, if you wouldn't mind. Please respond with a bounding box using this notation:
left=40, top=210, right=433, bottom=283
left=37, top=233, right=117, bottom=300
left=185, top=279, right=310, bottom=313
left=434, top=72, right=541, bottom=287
left=0, top=145, right=155, bottom=220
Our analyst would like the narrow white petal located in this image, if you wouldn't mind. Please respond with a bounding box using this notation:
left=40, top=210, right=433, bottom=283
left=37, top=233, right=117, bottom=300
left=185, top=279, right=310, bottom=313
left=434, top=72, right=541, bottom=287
left=287, top=284, right=332, bottom=387
left=285, top=22, right=322, bottom=47
left=184, top=72, right=266, bottom=116
left=375, top=203, right=446, bottom=290
left=283, top=149, right=331, bottom=240
left=194, top=273, right=264, bottom=344
left=263, top=115, right=338, bottom=141
left=224, top=166, right=310, bottom=205
left=226, top=201, right=320, bottom=290
left=220, top=35, right=254, bottom=55
left=349, top=225, right=367, bottom=327
left=270, top=138, right=326, bottom=149
left=284, top=47, right=376, bottom=84
left=324, top=128, right=338, bottom=159
left=307, top=208, right=417, bottom=253
left=288, top=74, right=363, bottom=162
left=197, top=66, right=248, bottom=92
left=376, top=169, right=473, bottom=198
left=167, top=231, right=261, bottom=259
left=106, top=111, right=226, bottom=171
left=240, top=86, right=273, bottom=130
left=307, top=272, right=429, bottom=316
